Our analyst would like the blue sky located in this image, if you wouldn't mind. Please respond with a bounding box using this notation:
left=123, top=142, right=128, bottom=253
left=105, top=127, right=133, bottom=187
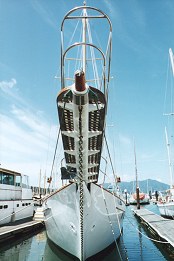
left=0, top=0, right=174, bottom=187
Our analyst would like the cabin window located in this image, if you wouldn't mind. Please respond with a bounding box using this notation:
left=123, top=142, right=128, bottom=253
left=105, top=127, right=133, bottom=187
left=17, top=204, right=19, bottom=207
left=22, top=175, right=30, bottom=189
left=0, top=171, right=14, bottom=185
left=15, top=175, right=21, bottom=187
left=4, top=205, right=8, bottom=209
left=0, top=206, right=3, bottom=209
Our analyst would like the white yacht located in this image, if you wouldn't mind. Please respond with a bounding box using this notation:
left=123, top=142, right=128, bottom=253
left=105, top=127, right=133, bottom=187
left=157, top=188, right=174, bottom=218
left=0, top=167, right=34, bottom=225
left=43, top=4, right=125, bottom=261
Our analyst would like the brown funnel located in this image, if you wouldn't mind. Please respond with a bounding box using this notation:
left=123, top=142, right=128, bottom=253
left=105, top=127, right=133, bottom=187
left=75, top=70, right=86, bottom=92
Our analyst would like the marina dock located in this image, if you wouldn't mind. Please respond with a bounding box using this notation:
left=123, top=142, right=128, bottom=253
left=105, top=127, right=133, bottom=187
left=0, top=220, right=44, bottom=243
left=133, top=208, right=174, bottom=250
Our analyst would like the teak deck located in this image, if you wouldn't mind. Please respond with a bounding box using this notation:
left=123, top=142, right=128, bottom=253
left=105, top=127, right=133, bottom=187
left=133, top=208, right=174, bottom=248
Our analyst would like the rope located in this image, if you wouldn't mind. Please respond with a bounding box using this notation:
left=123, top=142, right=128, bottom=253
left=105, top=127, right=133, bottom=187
left=68, top=14, right=81, bottom=47
left=101, top=186, right=123, bottom=261
left=111, top=191, right=124, bottom=235
left=48, top=126, right=61, bottom=189
left=86, top=18, right=100, bottom=90
left=125, top=212, right=171, bottom=244
left=48, top=100, right=68, bottom=189
left=104, top=132, right=117, bottom=183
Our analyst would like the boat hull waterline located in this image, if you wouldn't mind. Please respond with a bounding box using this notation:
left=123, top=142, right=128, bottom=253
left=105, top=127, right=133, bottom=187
left=43, top=183, right=124, bottom=260
left=157, top=202, right=174, bottom=219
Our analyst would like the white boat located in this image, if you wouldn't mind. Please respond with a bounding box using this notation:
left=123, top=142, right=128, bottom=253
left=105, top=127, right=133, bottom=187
left=43, top=4, right=125, bottom=260
left=0, top=167, right=34, bottom=225
left=129, top=142, right=150, bottom=206
left=157, top=188, right=174, bottom=218
left=129, top=192, right=150, bottom=205
left=157, top=48, right=174, bottom=219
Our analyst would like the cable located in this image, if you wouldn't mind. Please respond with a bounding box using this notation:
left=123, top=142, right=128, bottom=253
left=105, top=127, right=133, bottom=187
left=125, top=212, right=171, bottom=244
left=101, top=186, right=124, bottom=261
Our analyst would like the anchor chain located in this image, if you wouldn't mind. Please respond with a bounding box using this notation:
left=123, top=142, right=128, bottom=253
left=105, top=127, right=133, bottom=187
left=79, top=105, right=84, bottom=261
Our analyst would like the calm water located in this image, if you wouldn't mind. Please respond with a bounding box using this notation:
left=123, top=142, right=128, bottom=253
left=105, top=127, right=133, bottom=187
left=0, top=204, right=174, bottom=261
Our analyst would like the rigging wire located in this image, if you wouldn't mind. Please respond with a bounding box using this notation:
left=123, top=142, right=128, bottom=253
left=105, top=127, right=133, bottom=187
left=86, top=18, right=100, bottom=89
left=101, top=187, right=124, bottom=261
left=48, top=126, right=61, bottom=189
left=68, top=15, right=81, bottom=47
left=125, top=211, right=171, bottom=244
left=104, top=132, right=117, bottom=182
left=163, top=51, right=174, bottom=115
left=75, top=24, right=83, bottom=71
left=48, top=101, right=67, bottom=188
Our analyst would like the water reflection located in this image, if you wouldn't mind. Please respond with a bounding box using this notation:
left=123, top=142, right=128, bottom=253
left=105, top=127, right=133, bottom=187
left=0, top=204, right=173, bottom=261
left=43, top=239, right=78, bottom=261
left=0, top=237, right=33, bottom=261
left=43, top=235, right=122, bottom=261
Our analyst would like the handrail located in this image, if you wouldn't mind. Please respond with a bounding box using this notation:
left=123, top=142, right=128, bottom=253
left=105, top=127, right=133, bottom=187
left=61, top=6, right=112, bottom=32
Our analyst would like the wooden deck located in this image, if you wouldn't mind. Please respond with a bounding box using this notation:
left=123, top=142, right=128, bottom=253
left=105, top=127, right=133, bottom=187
left=133, top=208, right=174, bottom=248
left=0, top=220, right=44, bottom=243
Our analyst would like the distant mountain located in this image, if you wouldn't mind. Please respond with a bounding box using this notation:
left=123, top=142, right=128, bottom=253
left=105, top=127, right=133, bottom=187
left=104, top=179, right=170, bottom=194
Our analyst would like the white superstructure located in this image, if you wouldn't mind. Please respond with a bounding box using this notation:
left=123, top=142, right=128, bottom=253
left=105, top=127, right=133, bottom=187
left=0, top=168, right=34, bottom=225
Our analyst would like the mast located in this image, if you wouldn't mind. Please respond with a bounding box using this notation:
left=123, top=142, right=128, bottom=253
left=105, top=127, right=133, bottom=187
left=169, top=48, right=174, bottom=77
left=134, top=140, right=140, bottom=209
left=165, top=127, right=173, bottom=188
left=82, top=3, right=87, bottom=74
left=134, top=141, right=138, bottom=189
left=38, top=169, right=41, bottom=196
left=59, top=5, right=112, bottom=185
left=164, top=48, right=174, bottom=188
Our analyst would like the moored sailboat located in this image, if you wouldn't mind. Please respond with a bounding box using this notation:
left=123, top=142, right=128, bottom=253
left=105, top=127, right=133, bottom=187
left=43, top=4, right=125, bottom=260
left=157, top=48, right=174, bottom=219
left=129, top=192, right=150, bottom=205
left=129, top=141, right=150, bottom=206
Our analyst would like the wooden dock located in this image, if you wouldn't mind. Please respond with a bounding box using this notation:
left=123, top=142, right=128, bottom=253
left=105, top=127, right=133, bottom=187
left=0, top=220, right=44, bottom=243
left=133, top=208, right=174, bottom=249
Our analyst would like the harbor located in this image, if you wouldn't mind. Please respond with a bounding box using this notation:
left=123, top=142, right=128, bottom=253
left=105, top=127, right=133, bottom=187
left=0, top=204, right=174, bottom=260
left=1, top=0, right=174, bottom=261
left=133, top=208, right=174, bottom=249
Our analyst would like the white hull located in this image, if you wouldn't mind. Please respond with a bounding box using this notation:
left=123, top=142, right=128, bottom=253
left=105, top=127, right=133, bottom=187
left=129, top=197, right=150, bottom=205
left=0, top=199, right=33, bottom=225
left=0, top=169, right=34, bottom=226
left=43, top=183, right=125, bottom=260
left=157, top=202, right=174, bottom=218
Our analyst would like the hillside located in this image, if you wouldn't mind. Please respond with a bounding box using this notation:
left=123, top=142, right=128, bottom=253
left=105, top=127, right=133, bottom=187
left=104, top=179, right=170, bottom=194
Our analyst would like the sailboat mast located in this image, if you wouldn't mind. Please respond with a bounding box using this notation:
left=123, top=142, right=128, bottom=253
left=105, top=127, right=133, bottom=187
left=134, top=141, right=138, bottom=188
left=82, top=5, right=87, bottom=74
left=165, top=127, right=173, bottom=188
left=169, top=48, right=174, bottom=77
left=134, top=141, right=140, bottom=209
left=164, top=48, right=174, bottom=188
